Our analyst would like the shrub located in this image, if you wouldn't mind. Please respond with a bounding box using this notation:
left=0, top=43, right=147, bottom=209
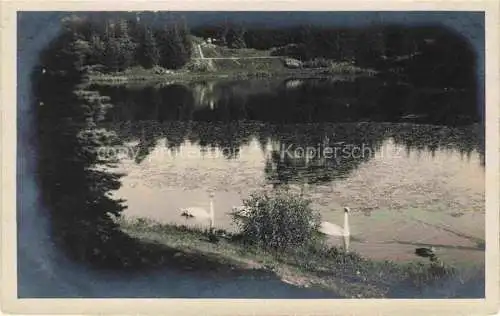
left=302, top=58, right=332, bottom=68
left=232, top=191, right=321, bottom=253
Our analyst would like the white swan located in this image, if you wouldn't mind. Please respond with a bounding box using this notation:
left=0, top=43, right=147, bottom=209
left=179, top=192, right=215, bottom=228
left=231, top=199, right=351, bottom=251
left=317, top=207, right=351, bottom=251
left=230, top=205, right=252, bottom=218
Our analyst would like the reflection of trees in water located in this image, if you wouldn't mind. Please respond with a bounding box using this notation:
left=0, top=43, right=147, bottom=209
left=187, top=122, right=257, bottom=159
left=109, top=116, right=484, bottom=169
left=133, top=122, right=164, bottom=163
left=95, top=76, right=480, bottom=126
left=158, top=84, right=196, bottom=121
left=108, top=121, right=483, bottom=187
left=189, top=80, right=280, bottom=122
left=190, top=81, right=217, bottom=109
left=91, top=83, right=196, bottom=122
left=96, top=78, right=483, bottom=182
left=388, top=124, right=484, bottom=164
left=263, top=123, right=389, bottom=185
left=109, top=121, right=390, bottom=184
left=111, top=121, right=262, bottom=161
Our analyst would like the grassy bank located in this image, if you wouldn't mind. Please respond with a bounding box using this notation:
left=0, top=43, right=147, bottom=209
left=117, top=216, right=471, bottom=298
left=85, top=60, right=375, bottom=85
left=86, top=67, right=317, bottom=84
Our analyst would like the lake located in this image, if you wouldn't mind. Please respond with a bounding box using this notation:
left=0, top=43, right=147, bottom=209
left=93, top=77, right=484, bottom=266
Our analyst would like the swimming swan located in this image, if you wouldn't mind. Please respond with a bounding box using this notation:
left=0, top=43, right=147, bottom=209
left=179, top=192, right=215, bottom=228
left=317, top=207, right=351, bottom=251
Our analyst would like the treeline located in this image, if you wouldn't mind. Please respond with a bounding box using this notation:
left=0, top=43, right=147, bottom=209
left=192, top=23, right=477, bottom=89
left=56, top=15, right=192, bottom=73
left=53, top=14, right=477, bottom=90
left=192, top=22, right=470, bottom=63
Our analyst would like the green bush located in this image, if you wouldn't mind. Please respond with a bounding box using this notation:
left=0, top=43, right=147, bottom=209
left=232, top=191, right=321, bottom=253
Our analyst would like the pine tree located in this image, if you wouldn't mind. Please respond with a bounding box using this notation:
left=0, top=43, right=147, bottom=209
left=155, top=27, right=169, bottom=68
left=217, top=23, right=229, bottom=46
left=157, top=23, right=190, bottom=70
left=137, top=26, right=160, bottom=68
left=177, top=17, right=193, bottom=60
left=37, top=25, right=128, bottom=264
left=102, top=19, right=137, bottom=72
left=169, top=24, right=189, bottom=69
left=299, top=25, right=315, bottom=60
left=88, top=32, right=106, bottom=66
left=226, top=24, right=247, bottom=49
left=114, top=19, right=136, bottom=69
left=104, top=36, right=121, bottom=72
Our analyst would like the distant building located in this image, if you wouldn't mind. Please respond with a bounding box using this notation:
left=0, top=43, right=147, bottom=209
left=283, top=58, right=302, bottom=69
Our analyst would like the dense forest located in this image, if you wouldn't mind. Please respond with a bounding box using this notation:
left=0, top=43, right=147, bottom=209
left=55, top=15, right=193, bottom=72
left=191, top=22, right=477, bottom=89
left=50, top=14, right=478, bottom=92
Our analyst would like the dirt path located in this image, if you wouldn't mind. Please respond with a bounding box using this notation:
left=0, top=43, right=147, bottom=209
left=195, top=44, right=285, bottom=61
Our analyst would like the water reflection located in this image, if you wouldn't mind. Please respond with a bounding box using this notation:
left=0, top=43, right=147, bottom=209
left=97, top=79, right=484, bottom=264
left=96, top=77, right=484, bottom=179
left=107, top=122, right=484, bottom=264
left=105, top=120, right=483, bottom=187
left=93, top=76, right=479, bottom=125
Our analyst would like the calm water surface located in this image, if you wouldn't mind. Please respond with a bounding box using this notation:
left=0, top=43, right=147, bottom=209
left=94, top=77, right=484, bottom=265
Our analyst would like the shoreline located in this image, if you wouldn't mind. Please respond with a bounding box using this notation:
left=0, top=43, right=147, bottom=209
left=117, top=216, right=483, bottom=298
left=85, top=67, right=377, bottom=85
